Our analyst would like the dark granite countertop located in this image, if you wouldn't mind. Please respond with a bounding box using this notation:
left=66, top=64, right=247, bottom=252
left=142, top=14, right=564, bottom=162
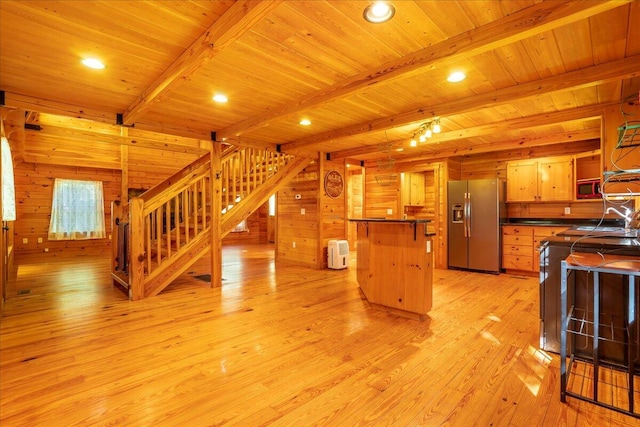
left=504, top=218, right=624, bottom=228
left=349, top=218, right=431, bottom=223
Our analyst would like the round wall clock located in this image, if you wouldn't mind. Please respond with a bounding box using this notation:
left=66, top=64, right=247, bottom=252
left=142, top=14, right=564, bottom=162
left=324, top=170, right=344, bottom=198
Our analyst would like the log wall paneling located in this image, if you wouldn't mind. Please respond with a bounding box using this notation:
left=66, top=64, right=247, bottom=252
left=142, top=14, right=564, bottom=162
left=320, top=158, right=347, bottom=268
left=364, top=166, right=400, bottom=219
left=13, top=162, right=119, bottom=255
left=23, top=130, right=121, bottom=170
left=222, top=203, right=269, bottom=245
left=127, top=147, right=200, bottom=190
left=277, top=160, right=320, bottom=267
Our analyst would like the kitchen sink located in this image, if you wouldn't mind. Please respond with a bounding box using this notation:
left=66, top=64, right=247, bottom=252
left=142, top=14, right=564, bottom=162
left=563, top=226, right=639, bottom=238
left=574, top=226, right=626, bottom=232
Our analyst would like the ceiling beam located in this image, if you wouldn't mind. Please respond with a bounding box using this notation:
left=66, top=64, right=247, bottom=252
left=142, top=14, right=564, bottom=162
left=30, top=123, right=210, bottom=155
left=367, top=129, right=601, bottom=168
left=329, top=103, right=609, bottom=160
left=282, top=54, right=640, bottom=152
left=121, top=0, right=283, bottom=125
left=217, top=0, right=631, bottom=140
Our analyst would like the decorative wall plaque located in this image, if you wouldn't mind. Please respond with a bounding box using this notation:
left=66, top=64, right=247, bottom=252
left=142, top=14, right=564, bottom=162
left=324, top=170, right=344, bottom=198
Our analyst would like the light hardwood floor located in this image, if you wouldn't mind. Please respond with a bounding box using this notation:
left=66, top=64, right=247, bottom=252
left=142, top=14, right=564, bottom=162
left=1, top=244, right=639, bottom=426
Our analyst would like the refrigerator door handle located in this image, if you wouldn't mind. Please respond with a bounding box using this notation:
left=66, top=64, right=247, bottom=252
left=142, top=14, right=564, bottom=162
left=465, top=192, right=471, bottom=238
left=464, top=193, right=469, bottom=237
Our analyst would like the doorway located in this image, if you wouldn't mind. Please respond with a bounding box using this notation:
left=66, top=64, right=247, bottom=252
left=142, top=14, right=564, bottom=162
left=346, top=165, right=364, bottom=250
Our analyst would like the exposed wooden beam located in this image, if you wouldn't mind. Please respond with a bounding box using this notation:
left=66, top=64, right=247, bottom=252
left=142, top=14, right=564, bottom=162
left=217, top=0, right=631, bottom=140
left=368, top=128, right=601, bottom=168
left=0, top=107, right=26, bottom=162
left=329, top=103, right=609, bottom=160
left=284, top=54, right=640, bottom=152
left=122, top=0, right=283, bottom=125
left=31, top=123, right=209, bottom=155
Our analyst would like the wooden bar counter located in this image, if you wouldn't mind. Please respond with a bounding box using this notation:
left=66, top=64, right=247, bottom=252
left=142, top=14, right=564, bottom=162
left=350, top=219, right=434, bottom=320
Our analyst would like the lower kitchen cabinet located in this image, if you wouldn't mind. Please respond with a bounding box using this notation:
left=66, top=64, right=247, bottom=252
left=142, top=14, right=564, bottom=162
left=502, top=226, right=534, bottom=272
left=502, top=225, right=568, bottom=274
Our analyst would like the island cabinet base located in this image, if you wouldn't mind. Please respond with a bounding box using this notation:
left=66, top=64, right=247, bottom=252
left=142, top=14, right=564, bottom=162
left=354, top=220, right=433, bottom=320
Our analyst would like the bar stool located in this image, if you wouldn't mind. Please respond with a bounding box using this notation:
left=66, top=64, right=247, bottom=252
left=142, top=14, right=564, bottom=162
left=560, top=252, right=640, bottom=418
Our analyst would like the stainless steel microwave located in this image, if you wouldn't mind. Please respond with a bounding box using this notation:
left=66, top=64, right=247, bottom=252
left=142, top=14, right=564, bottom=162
left=576, top=178, right=601, bottom=199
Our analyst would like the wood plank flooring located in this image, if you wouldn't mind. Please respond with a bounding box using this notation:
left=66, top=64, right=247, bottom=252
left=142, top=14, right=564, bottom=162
left=1, top=244, right=639, bottom=426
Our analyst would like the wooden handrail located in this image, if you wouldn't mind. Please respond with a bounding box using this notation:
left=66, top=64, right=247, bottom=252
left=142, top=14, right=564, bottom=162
left=112, top=145, right=298, bottom=300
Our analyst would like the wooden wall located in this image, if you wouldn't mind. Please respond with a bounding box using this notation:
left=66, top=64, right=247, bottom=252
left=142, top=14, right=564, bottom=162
left=12, top=126, right=203, bottom=256
left=277, top=160, right=320, bottom=267
left=13, top=162, right=119, bottom=255
left=320, top=157, right=347, bottom=268
left=222, top=204, right=269, bottom=245
left=363, top=158, right=448, bottom=267
left=276, top=156, right=348, bottom=269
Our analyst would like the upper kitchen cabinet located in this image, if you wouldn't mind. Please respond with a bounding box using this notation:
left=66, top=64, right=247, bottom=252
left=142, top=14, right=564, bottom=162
left=401, top=172, right=426, bottom=207
left=506, top=156, right=573, bottom=202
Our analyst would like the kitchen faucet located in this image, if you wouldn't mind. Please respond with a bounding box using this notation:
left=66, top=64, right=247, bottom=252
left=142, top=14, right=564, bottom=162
left=605, top=206, right=632, bottom=229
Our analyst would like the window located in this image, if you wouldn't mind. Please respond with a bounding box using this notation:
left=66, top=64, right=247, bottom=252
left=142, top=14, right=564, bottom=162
left=48, top=179, right=106, bottom=240
left=1, top=136, right=16, bottom=221
left=231, top=219, right=248, bottom=233
left=268, top=194, right=276, bottom=217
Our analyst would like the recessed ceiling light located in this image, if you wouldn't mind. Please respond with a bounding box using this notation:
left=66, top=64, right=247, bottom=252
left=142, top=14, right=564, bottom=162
left=299, top=119, right=312, bottom=126
left=447, top=71, right=466, bottom=83
left=363, top=2, right=395, bottom=23
left=213, top=94, right=228, bottom=103
left=81, top=58, right=105, bottom=70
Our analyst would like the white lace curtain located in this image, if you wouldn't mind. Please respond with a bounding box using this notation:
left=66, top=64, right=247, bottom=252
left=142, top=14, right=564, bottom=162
left=48, top=179, right=106, bottom=240
left=1, top=136, right=16, bottom=221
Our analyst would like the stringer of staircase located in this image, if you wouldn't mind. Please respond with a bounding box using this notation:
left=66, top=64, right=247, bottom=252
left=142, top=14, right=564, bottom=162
left=111, top=147, right=311, bottom=300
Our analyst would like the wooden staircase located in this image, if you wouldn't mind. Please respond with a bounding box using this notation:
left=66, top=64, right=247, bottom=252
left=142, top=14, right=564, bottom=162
left=111, top=146, right=311, bottom=300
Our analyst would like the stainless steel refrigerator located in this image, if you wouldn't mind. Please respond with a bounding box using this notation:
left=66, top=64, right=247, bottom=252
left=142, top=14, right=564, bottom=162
left=448, top=179, right=505, bottom=273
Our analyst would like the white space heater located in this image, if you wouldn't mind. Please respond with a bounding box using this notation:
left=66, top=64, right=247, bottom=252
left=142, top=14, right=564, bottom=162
left=327, top=239, right=349, bottom=269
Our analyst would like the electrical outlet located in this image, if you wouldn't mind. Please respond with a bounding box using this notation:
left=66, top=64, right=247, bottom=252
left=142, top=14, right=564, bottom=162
left=564, top=207, right=571, bottom=215
left=426, top=240, right=431, bottom=253
left=387, top=208, right=393, bottom=215
left=37, top=237, right=43, bottom=243
left=292, top=242, right=296, bottom=248
left=22, top=238, right=28, bottom=244
left=44, top=248, right=49, bottom=252
left=301, top=208, right=305, bottom=215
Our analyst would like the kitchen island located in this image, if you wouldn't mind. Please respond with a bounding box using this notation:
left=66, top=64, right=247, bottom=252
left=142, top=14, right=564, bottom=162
left=349, top=219, right=434, bottom=320
left=539, top=226, right=640, bottom=417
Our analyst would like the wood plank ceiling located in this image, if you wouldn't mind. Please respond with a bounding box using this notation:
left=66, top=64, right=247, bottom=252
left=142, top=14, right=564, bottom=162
left=1, top=0, right=639, bottom=164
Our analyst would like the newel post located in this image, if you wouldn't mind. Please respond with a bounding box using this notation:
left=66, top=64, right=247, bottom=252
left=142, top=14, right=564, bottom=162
left=210, top=141, right=222, bottom=287
left=110, top=200, right=121, bottom=273
left=129, top=197, right=145, bottom=300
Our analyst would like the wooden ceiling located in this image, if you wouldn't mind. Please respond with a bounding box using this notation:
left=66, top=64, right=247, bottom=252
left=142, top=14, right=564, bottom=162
left=1, top=0, right=639, bottom=164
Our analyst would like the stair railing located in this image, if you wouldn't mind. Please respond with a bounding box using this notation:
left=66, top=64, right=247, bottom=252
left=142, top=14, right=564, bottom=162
left=111, top=146, right=296, bottom=300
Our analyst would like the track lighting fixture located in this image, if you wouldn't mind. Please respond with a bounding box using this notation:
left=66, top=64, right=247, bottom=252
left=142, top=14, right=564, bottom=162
left=409, top=118, right=442, bottom=146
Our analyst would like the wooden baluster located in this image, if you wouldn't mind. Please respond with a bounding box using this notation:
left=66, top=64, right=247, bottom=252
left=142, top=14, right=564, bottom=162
left=110, top=200, right=121, bottom=274
left=192, top=181, right=198, bottom=234
left=183, top=188, right=189, bottom=244
left=201, top=177, right=207, bottom=230
left=165, top=200, right=171, bottom=260
left=145, top=212, right=151, bottom=273
left=232, top=154, right=237, bottom=208
left=155, top=206, right=162, bottom=270
left=253, top=148, right=258, bottom=192
left=174, top=195, right=180, bottom=252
